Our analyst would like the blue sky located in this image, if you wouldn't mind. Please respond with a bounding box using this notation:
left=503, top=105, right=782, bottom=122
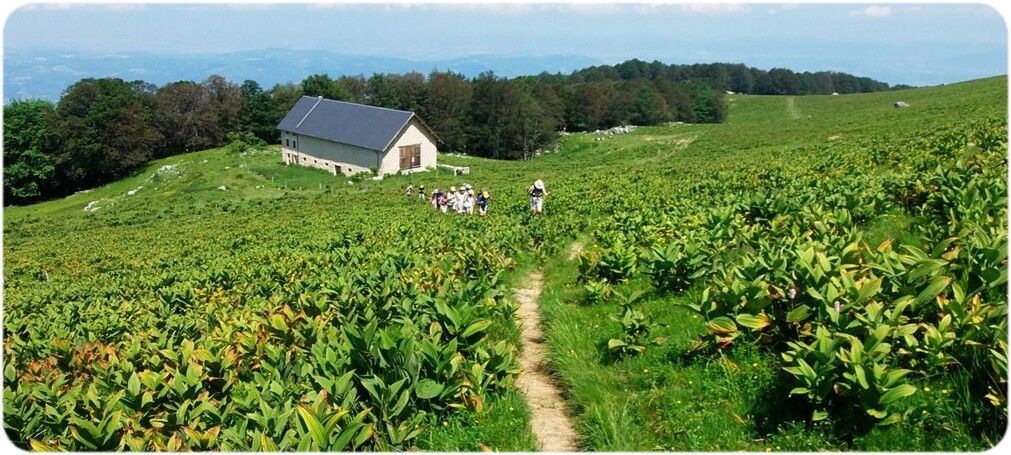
left=4, top=3, right=1008, bottom=86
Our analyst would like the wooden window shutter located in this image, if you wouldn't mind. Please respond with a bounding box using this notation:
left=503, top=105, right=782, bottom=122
left=400, top=146, right=411, bottom=169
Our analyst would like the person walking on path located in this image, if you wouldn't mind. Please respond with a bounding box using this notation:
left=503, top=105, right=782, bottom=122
left=430, top=188, right=441, bottom=210
left=528, top=179, right=549, bottom=215
left=447, top=187, right=459, bottom=214
left=455, top=187, right=466, bottom=214
left=438, top=190, right=449, bottom=213
left=465, top=189, right=476, bottom=215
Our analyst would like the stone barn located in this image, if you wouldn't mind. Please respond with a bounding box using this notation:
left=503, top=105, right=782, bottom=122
left=277, top=96, right=438, bottom=176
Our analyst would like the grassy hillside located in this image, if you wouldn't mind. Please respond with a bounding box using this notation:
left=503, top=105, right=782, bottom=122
left=4, top=76, right=1007, bottom=451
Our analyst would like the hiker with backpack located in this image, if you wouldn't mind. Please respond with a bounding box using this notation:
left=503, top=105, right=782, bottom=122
left=446, top=186, right=458, bottom=213
left=528, top=179, right=548, bottom=215
left=430, top=188, right=441, bottom=210
left=477, top=189, right=492, bottom=217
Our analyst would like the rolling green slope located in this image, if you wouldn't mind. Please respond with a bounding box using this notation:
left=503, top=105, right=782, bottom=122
left=3, top=76, right=1007, bottom=451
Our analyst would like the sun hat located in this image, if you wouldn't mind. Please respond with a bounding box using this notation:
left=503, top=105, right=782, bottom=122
left=534, top=180, right=544, bottom=190
left=450, top=186, right=457, bottom=192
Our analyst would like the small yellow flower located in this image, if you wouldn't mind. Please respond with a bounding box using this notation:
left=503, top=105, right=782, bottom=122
left=924, top=387, right=931, bottom=392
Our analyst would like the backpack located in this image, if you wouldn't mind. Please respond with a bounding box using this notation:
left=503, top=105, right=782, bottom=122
left=530, top=187, right=544, bottom=198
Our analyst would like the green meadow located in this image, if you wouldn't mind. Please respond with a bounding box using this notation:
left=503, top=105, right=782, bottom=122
left=4, top=76, right=1007, bottom=451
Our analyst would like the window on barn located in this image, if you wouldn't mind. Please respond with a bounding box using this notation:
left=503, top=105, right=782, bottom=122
left=399, top=144, right=422, bottom=170
left=285, top=139, right=289, bottom=147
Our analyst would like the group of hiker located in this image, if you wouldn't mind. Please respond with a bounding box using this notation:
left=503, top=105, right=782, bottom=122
left=404, top=179, right=549, bottom=216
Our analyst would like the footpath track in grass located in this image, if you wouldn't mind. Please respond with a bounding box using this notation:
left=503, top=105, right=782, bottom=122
left=514, top=270, right=579, bottom=451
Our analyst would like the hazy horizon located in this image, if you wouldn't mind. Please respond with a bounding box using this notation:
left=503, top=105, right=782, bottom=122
left=4, top=3, right=1008, bottom=90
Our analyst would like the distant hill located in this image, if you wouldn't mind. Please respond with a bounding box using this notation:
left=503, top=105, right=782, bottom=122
left=4, top=48, right=604, bottom=101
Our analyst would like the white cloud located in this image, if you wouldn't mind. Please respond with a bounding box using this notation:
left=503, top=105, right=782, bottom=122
left=680, top=3, right=750, bottom=15
left=767, top=3, right=800, bottom=15
left=383, top=4, right=541, bottom=14
left=18, top=3, right=145, bottom=12
left=102, top=4, right=146, bottom=12
left=225, top=3, right=277, bottom=10
left=18, top=3, right=73, bottom=11
left=857, top=5, right=893, bottom=18
left=306, top=3, right=353, bottom=11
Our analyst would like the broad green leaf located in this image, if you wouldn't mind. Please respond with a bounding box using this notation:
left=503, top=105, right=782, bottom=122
left=297, top=406, right=328, bottom=447
left=914, top=276, right=951, bottom=306
left=786, top=305, right=811, bottom=323
left=269, top=314, right=287, bottom=332
left=857, top=277, right=882, bottom=301
left=735, top=313, right=770, bottom=330
left=461, top=319, right=492, bottom=338
left=258, top=432, right=278, bottom=451
left=706, top=316, right=737, bottom=335
left=853, top=365, right=869, bottom=389
left=127, top=372, right=141, bottom=396
left=879, top=384, right=917, bottom=406
left=415, top=379, right=445, bottom=399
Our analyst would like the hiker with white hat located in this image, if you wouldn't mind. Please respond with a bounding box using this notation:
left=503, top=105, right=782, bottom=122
left=464, top=188, right=476, bottom=215
left=455, top=187, right=466, bottom=214
left=446, top=186, right=458, bottom=214
left=418, top=184, right=426, bottom=201
left=405, top=184, right=413, bottom=199
left=430, top=188, right=441, bottom=210
left=528, top=179, right=549, bottom=214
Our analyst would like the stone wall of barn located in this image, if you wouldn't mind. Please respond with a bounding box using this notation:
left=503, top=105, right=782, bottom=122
left=280, top=131, right=379, bottom=176
left=280, top=147, right=373, bottom=176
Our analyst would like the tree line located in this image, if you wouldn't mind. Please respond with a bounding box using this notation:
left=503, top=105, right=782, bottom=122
left=3, top=59, right=898, bottom=205
left=567, top=60, right=911, bottom=95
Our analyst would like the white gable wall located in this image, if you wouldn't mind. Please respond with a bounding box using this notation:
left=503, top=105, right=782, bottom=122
left=378, top=117, right=438, bottom=176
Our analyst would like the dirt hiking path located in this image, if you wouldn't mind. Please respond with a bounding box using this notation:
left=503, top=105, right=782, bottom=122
left=514, top=270, right=579, bottom=451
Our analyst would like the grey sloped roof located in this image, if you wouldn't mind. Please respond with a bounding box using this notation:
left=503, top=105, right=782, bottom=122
left=277, top=96, right=416, bottom=152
